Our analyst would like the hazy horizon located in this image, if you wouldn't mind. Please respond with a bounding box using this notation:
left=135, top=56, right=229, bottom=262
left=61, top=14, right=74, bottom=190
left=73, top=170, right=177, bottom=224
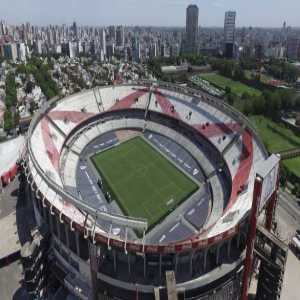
left=0, top=0, right=299, bottom=28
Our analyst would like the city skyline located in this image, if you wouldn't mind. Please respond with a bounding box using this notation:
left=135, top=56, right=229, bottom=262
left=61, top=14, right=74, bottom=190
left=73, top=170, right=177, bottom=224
left=1, top=0, right=300, bottom=28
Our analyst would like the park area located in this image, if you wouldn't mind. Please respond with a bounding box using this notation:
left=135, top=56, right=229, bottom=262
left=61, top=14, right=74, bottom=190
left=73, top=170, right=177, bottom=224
left=250, top=115, right=300, bottom=177
left=91, top=136, right=198, bottom=228
left=200, top=73, right=261, bottom=97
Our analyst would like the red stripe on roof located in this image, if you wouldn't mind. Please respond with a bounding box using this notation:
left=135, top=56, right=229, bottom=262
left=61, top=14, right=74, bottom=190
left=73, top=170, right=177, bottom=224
left=193, top=123, right=241, bottom=138
left=41, top=118, right=60, bottom=171
left=48, top=111, right=94, bottom=123
left=154, top=89, right=181, bottom=119
left=225, top=129, right=253, bottom=211
left=110, top=90, right=148, bottom=111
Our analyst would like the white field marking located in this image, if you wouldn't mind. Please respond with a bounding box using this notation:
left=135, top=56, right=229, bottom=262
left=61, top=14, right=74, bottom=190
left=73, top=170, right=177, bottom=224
left=149, top=134, right=153, bottom=139
left=84, top=170, right=102, bottom=200
left=100, top=143, right=105, bottom=146
left=159, top=235, right=166, bottom=243
left=171, top=153, right=176, bottom=158
left=80, top=165, right=87, bottom=170
left=166, top=198, right=174, bottom=206
left=169, top=222, right=180, bottom=233
left=85, top=170, right=93, bottom=184
left=187, top=208, right=195, bottom=216
left=93, top=145, right=99, bottom=149
left=178, top=158, right=183, bottom=164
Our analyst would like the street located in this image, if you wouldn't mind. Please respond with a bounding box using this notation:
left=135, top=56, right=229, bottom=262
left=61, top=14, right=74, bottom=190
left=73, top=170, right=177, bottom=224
left=276, top=189, right=300, bottom=242
left=274, top=189, right=300, bottom=300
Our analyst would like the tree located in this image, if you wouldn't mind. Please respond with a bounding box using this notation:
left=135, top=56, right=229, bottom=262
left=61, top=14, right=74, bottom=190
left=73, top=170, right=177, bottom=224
left=5, top=72, right=17, bottom=108
left=26, top=57, right=59, bottom=99
left=226, top=93, right=235, bottom=106
left=243, top=99, right=253, bottom=116
left=241, top=92, right=251, bottom=100
left=234, top=65, right=245, bottom=81
left=3, top=110, right=14, bottom=133
left=292, top=183, right=300, bottom=198
left=280, top=166, right=288, bottom=188
left=267, top=60, right=299, bottom=83
left=225, top=86, right=232, bottom=95
left=252, top=95, right=266, bottom=115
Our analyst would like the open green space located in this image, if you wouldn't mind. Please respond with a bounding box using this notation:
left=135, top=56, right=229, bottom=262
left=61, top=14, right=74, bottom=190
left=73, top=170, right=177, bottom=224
left=244, top=70, right=274, bottom=84
left=91, top=137, right=198, bottom=228
left=250, top=116, right=300, bottom=152
left=282, top=158, right=300, bottom=178
left=250, top=115, right=300, bottom=177
left=200, top=73, right=261, bottom=97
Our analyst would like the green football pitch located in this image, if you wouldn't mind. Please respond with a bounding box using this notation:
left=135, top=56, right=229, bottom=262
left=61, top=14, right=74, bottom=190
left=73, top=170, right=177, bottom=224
left=91, top=136, right=198, bottom=228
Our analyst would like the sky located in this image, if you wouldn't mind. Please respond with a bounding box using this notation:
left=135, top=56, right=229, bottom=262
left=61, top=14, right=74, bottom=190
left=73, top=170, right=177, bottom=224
left=0, top=0, right=299, bottom=27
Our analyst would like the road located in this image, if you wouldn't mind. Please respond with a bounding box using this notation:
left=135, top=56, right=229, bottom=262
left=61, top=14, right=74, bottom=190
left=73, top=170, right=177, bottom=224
left=276, top=189, right=300, bottom=241
left=0, top=176, right=35, bottom=300
left=250, top=188, right=300, bottom=300
left=275, top=189, right=300, bottom=300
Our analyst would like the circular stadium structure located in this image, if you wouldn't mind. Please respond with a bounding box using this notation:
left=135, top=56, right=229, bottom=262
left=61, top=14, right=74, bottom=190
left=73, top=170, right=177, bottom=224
left=22, top=81, right=269, bottom=300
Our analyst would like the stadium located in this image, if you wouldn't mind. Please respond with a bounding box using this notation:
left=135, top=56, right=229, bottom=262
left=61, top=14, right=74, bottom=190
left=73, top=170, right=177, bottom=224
left=22, top=80, right=271, bottom=300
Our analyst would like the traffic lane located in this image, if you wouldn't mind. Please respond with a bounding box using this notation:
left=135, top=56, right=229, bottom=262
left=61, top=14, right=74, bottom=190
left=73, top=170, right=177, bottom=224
left=278, top=191, right=300, bottom=224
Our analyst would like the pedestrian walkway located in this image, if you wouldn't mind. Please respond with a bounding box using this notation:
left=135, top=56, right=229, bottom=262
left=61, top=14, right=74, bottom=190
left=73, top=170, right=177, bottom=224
left=281, top=250, right=300, bottom=300
left=0, top=211, right=20, bottom=260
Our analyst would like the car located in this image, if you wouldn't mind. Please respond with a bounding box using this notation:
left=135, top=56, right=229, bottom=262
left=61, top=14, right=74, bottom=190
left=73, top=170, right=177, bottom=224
left=290, top=234, right=300, bottom=258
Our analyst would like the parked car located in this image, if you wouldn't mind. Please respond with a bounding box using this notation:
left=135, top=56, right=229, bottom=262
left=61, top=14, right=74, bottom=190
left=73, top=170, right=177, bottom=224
left=290, top=234, right=300, bottom=258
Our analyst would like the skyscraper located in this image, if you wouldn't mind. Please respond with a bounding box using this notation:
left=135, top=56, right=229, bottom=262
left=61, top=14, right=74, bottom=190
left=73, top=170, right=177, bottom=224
left=100, top=28, right=107, bottom=57
left=116, top=25, right=125, bottom=47
left=287, top=36, right=300, bottom=60
left=224, top=11, right=236, bottom=58
left=185, top=5, right=199, bottom=55
left=72, top=21, right=78, bottom=41
left=108, top=25, right=116, bottom=41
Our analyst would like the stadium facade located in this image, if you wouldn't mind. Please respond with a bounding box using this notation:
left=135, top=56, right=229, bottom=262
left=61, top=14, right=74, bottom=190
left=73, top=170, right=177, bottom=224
left=21, top=81, right=275, bottom=300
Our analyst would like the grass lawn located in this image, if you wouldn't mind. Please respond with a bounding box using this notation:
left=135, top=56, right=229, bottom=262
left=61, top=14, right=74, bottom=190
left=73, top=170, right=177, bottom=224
left=244, top=70, right=273, bottom=84
left=282, top=158, right=300, bottom=178
left=200, top=73, right=261, bottom=97
left=91, top=137, right=198, bottom=228
left=250, top=116, right=300, bottom=152
left=250, top=115, right=300, bottom=177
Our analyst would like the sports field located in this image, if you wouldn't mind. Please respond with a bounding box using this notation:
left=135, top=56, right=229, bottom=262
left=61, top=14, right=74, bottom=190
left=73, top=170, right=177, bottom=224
left=200, top=73, right=261, bottom=97
left=91, top=137, right=198, bottom=228
left=250, top=115, right=300, bottom=177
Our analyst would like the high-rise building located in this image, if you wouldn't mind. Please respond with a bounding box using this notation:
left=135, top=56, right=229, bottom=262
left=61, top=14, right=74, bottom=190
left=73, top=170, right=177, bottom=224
left=149, top=43, right=158, bottom=58
left=17, top=42, right=26, bottom=61
left=185, top=4, right=199, bottom=54
left=100, top=28, right=107, bottom=57
left=287, top=36, right=300, bottom=60
left=170, top=43, right=180, bottom=58
left=72, top=21, right=78, bottom=41
left=106, top=42, right=115, bottom=60
left=3, top=43, right=18, bottom=61
left=108, top=26, right=116, bottom=41
left=116, top=26, right=125, bottom=47
left=33, top=40, right=43, bottom=55
left=224, top=11, right=236, bottom=58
